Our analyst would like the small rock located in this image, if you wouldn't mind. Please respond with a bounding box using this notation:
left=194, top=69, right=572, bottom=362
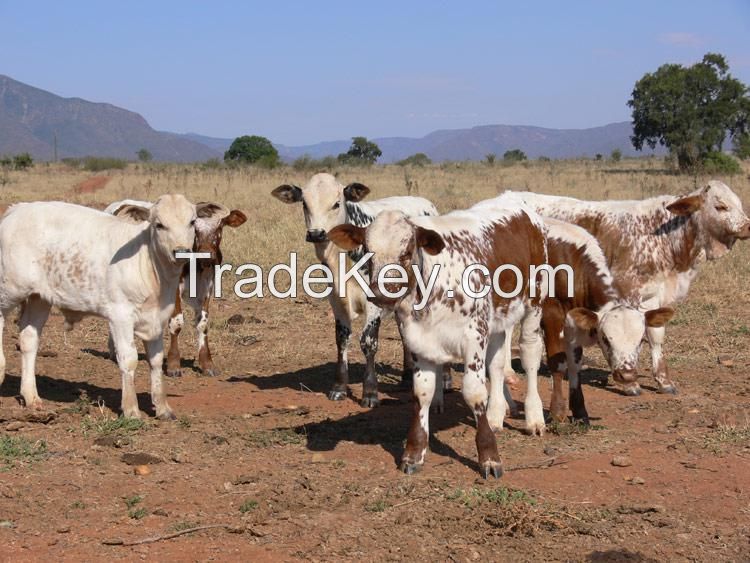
left=237, top=335, right=260, bottom=346
left=718, top=355, right=734, bottom=367
left=630, top=476, right=645, bottom=485
left=121, top=452, right=163, bottom=465
left=95, top=435, right=131, bottom=448
left=152, top=508, right=168, bottom=517
left=232, top=475, right=256, bottom=485
left=5, top=421, right=23, bottom=431
left=223, top=481, right=234, bottom=492
left=0, top=520, right=14, bottom=529
left=311, top=453, right=326, bottom=463
left=171, top=451, right=188, bottom=464
left=56, top=526, right=70, bottom=534
left=227, top=314, right=245, bottom=325
left=133, top=465, right=151, bottom=476
left=611, top=455, right=633, bottom=467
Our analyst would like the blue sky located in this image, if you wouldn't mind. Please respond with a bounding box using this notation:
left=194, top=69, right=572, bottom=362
left=1, top=1, right=749, bottom=145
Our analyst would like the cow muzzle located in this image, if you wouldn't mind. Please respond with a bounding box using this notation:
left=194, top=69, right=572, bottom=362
left=306, top=229, right=327, bottom=243
left=734, top=221, right=750, bottom=240
left=367, top=282, right=399, bottom=308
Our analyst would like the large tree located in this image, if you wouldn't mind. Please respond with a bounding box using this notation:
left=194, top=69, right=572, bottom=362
left=338, top=136, right=382, bottom=165
left=224, top=135, right=280, bottom=167
left=628, top=53, right=750, bottom=171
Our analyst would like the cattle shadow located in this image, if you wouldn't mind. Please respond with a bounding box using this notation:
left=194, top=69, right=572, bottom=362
left=0, top=373, right=180, bottom=418
left=81, top=347, right=204, bottom=376
left=230, top=361, right=409, bottom=400
left=586, top=549, right=659, bottom=562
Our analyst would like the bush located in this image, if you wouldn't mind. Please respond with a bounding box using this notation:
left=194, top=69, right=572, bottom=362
left=610, top=148, right=623, bottom=162
left=136, top=148, right=153, bottom=162
left=537, top=156, right=551, bottom=162
left=503, top=149, right=527, bottom=163
left=292, top=154, right=337, bottom=171
left=12, top=153, right=33, bottom=170
left=595, top=153, right=603, bottom=161
left=701, top=151, right=741, bottom=175
left=224, top=135, right=280, bottom=167
left=396, top=152, right=432, bottom=167
left=201, top=157, right=223, bottom=170
left=484, top=153, right=497, bottom=166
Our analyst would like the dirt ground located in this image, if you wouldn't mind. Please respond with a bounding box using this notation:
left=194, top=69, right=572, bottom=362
left=1, top=289, right=749, bottom=562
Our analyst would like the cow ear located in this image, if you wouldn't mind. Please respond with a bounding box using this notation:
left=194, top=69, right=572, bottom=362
left=113, top=204, right=150, bottom=223
left=223, top=209, right=247, bottom=228
left=196, top=202, right=230, bottom=220
left=567, top=308, right=599, bottom=331
left=645, top=307, right=674, bottom=328
left=271, top=184, right=303, bottom=204
left=415, top=227, right=444, bottom=255
left=328, top=224, right=365, bottom=250
left=667, top=194, right=703, bottom=216
left=343, top=182, right=370, bottom=202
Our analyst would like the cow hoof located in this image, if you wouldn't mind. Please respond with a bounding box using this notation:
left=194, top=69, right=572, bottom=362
left=328, top=389, right=347, bottom=401
left=122, top=409, right=142, bottom=420
left=623, top=385, right=642, bottom=397
left=360, top=394, right=380, bottom=408
left=658, top=384, right=678, bottom=395
left=400, top=461, right=422, bottom=475
left=166, top=369, right=182, bottom=378
left=480, top=460, right=503, bottom=480
left=201, top=368, right=219, bottom=378
left=526, top=420, right=546, bottom=437
left=157, top=410, right=176, bottom=421
left=572, top=415, right=590, bottom=426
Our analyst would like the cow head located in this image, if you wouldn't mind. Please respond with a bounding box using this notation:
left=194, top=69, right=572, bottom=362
left=271, top=173, right=370, bottom=244
left=128, top=194, right=197, bottom=265
left=567, top=304, right=674, bottom=387
left=193, top=202, right=247, bottom=267
left=666, top=180, right=750, bottom=259
left=329, top=210, right=444, bottom=308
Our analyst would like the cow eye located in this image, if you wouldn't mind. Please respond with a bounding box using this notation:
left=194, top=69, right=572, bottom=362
left=332, top=201, right=340, bottom=210
left=155, top=222, right=166, bottom=230
left=190, top=219, right=196, bottom=227
left=715, top=204, right=728, bottom=212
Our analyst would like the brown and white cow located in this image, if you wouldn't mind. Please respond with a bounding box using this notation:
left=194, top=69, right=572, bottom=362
left=329, top=195, right=549, bottom=478
left=272, top=173, right=438, bottom=407
left=105, top=199, right=247, bottom=377
left=511, top=181, right=750, bottom=395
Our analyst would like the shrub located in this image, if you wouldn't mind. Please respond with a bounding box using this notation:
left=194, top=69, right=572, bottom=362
left=701, top=151, right=741, bottom=175
left=396, top=153, right=432, bottom=167
left=484, top=153, right=497, bottom=166
left=136, top=148, right=153, bottom=162
left=12, top=153, right=33, bottom=170
left=224, top=135, right=280, bottom=167
left=503, top=149, right=527, bottom=163
left=610, top=148, right=622, bottom=162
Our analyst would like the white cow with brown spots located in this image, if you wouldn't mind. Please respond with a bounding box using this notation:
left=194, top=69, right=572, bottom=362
left=105, top=199, right=247, bottom=377
left=329, top=195, right=549, bottom=478
left=0, top=196, right=198, bottom=419
left=272, top=173, right=438, bottom=407
left=509, top=181, right=750, bottom=395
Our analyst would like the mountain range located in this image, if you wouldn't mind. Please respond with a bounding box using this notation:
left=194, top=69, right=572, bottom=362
left=0, top=74, right=659, bottom=163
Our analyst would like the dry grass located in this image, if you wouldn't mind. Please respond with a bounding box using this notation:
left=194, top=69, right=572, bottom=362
left=3, top=158, right=750, bottom=372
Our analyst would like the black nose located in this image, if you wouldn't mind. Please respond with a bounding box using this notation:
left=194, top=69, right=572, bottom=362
left=306, top=229, right=327, bottom=243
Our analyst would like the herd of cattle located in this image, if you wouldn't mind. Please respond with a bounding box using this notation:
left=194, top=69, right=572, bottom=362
left=0, top=173, right=747, bottom=478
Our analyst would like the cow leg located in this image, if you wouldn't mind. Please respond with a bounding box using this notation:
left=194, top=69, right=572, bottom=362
left=144, top=336, right=175, bottom=420
left=195, top=297, right=217, bottom=377
left=647, top=325, right=676, bottom=394
left=109, top=319, right=140, bottom=419
left=441, top=363, right=453, bottom=393
left=330, top=317, right=352, bottom=401
left=166, top=289, right=184, bottom=378
left=18, top=296, right=51, bottom=410
left=501, top=325, right=520, bottom=386
left=486, top=330, right=508, bottom=432
left=396, top=316, right=414, bottom=389
left=463, top=337, right=502, bottom=479
left=431, top=363, right=445, bottom=414
left=401, top=357, right=436, bottom=475
left=542, top=301, right=567, bottom=422
left=359, top=302, right=381, bottom=407
left=520, top=306, right=545, bottom=436
left=567, top=344, right=589, bottom=424
left=0, top=311, right=6, bottom=389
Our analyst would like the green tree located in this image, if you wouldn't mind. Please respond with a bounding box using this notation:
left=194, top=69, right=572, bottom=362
left=503, top=149, right=527, bottom=163
left=224, top=135, right=280, bottom=167
left=628, top=53, right=750, bottom=172
left=396, top=152, right=432, bottom=167
left=484, top=153, right=497, bottom=166
left=734, top=133, right=750, bottom=160
left=610, top=148, right=622, bottom=162
left=136, top=148, right=153, bottom=162
left=12, top=153, right=33, bottom=170
left=337, top=136, right=382, bottom=165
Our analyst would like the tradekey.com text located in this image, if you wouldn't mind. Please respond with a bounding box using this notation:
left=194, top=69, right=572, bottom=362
left=176, top=251, right=574, bottom=311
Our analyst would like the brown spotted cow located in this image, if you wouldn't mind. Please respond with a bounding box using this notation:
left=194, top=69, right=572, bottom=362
left=511, top=181, right=750, bottom=395
left=105, top=199, right=247, bottom=377
left=329, top=194, right=549, bottom=478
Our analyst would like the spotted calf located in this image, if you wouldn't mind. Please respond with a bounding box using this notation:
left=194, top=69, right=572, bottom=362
left=329, top=194, right=549, bottom=478
left=106, top=199, right=247, bottom=377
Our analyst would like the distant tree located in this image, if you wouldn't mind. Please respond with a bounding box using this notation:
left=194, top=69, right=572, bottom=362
left=224, top=135, right=280, bottom=167
left=701, top=151, right=742, bottom=175
left=503, top=149, right=527, bottom=163
left=734, top=133, right=750, bottom=160
left=628, top=52, right=750, bottom=172
left=595, top=153, right=603, bottom=161
left=396, top=152, right=432, bottom=167
left=12, top=152, right=33, bottom=170
left=537, top=156, right=551, bottom=162
left=484, top=153, right=497, bottom=166
left=136, top=148, right=153, bottom=162
left=337, top=136, right=382, bottom=165
left=610, top=148, right=622, bottom=162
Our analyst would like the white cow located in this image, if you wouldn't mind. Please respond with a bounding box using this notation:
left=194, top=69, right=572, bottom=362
left=0, top=195, right=200, bottom=419
left=272, top=173, right=439, bottom=407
